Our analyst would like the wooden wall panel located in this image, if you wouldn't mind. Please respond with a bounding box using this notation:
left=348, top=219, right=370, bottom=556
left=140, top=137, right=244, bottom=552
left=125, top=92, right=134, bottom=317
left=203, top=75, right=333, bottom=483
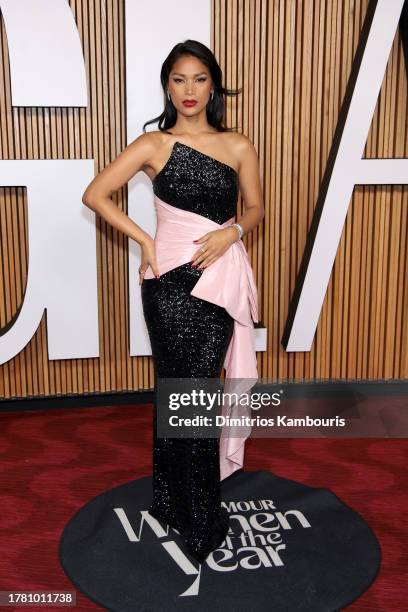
left=0, top=0, right=407, bottom=400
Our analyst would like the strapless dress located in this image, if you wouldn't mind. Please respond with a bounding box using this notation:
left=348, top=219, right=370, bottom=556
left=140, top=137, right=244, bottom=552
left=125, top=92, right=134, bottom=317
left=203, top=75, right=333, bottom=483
left=141, top=140, right=258, bottom=563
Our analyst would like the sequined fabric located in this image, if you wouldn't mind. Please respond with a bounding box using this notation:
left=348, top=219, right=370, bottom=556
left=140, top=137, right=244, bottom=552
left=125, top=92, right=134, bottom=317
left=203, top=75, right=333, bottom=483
left=152, top=141, right=238, bottom=224
left=141, top=142, right=238, bottom=562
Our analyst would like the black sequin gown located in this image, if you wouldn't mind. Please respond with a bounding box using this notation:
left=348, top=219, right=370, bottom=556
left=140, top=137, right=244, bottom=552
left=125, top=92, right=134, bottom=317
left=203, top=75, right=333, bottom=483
left=141, top=141, right=239, bottom=563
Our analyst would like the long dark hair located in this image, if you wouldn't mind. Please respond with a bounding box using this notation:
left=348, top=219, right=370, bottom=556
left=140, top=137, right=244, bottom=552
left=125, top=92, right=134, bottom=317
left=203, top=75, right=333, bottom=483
left=142, top=39, right=241, bottom=133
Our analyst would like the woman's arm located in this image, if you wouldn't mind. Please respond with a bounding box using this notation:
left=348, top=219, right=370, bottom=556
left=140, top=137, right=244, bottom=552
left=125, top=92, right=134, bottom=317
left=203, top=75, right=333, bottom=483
left=82, top=133, right=156, bottom=247
left=233, top=134, right=265, bottom=236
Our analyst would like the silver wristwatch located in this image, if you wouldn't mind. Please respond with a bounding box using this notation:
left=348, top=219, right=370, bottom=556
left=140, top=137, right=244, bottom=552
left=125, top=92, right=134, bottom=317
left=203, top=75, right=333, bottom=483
left=230, top=222, right=244, bottom=241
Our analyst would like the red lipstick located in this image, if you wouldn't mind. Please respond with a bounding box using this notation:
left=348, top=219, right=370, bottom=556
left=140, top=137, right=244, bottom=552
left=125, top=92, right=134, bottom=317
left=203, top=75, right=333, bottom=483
left=182, top=100, right=197, bottom=107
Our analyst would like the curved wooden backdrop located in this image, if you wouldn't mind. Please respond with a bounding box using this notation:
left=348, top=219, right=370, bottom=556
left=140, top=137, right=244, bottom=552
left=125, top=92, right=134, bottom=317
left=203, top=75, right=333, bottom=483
left=0, top=0, right=407, bottom=400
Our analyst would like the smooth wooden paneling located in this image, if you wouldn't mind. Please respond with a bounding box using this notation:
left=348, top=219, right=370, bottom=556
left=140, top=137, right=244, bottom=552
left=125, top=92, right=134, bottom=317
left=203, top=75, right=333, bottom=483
left=0, top=1, right=406, bottom=400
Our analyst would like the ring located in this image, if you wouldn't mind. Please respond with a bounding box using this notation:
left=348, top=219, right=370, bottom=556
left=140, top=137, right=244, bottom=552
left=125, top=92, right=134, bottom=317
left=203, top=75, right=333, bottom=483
left=200, top=247, right=206, bottom=253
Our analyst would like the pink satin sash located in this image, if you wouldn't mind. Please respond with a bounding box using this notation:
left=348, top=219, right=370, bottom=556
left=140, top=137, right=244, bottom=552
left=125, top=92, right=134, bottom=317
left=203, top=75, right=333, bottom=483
left=144, top=195, right=259, bottom=480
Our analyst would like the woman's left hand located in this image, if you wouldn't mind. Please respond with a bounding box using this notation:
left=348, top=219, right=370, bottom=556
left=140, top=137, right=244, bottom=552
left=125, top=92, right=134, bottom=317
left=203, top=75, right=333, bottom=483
left=191, top=227, right=239, bottom=269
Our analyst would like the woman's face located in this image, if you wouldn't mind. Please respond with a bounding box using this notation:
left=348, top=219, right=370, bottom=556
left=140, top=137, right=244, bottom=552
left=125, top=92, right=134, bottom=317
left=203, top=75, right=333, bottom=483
left=167, top=54, right=213, bottom=116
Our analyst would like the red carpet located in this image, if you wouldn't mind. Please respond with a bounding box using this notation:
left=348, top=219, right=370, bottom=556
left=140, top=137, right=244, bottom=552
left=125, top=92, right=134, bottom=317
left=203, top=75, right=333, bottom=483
left=0, top=403, right=406, bottom=610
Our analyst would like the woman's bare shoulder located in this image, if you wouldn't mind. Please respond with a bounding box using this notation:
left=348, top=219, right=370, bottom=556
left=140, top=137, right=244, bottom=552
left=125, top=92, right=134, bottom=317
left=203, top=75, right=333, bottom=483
left=225, top=132, right=255, bottom=151
left=130, top=130, right=170, bottom=151
left=223, top=132, right=257, bottom=172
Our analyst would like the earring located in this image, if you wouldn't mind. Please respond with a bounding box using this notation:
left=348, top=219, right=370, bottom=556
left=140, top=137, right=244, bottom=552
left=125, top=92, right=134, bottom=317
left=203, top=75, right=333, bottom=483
left=211, top=90, right=214, bottom=100
left=167, top=90, right=171, bottom=101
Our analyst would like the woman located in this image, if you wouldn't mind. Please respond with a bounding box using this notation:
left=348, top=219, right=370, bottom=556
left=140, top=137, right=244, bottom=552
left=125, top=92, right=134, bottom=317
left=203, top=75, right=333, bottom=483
left=82, top=39, right=264, bottom=563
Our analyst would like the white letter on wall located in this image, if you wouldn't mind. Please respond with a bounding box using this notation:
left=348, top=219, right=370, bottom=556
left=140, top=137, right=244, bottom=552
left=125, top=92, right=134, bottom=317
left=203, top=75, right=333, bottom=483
left=282, top=0, right=408, bottom=351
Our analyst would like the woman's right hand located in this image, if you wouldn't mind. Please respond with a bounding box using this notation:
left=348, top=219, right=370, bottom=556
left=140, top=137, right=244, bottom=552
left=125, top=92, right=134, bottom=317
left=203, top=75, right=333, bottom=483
left=139, top=237, right=160, bottom=284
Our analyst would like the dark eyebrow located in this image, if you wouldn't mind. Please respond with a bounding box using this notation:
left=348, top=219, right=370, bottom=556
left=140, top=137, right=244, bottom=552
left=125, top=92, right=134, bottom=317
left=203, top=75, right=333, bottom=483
left=171, top=72, right=208, bottom=77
